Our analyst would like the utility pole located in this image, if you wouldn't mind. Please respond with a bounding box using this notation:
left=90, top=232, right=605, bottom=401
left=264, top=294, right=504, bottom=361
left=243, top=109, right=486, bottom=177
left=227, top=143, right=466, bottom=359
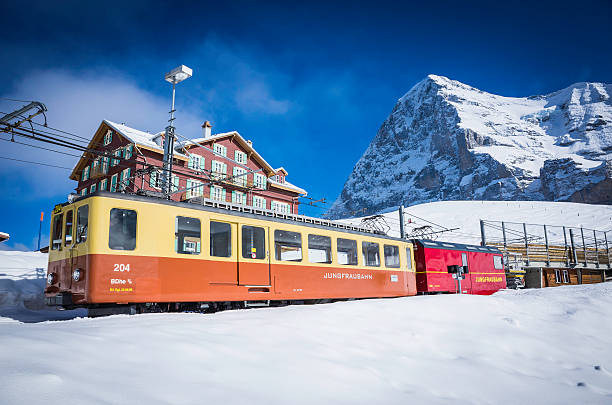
left=37, top=211, right=43, bottom=251
left=399, top=205, right=405, bottom=239
left=160, top=65, right=192, bottom=197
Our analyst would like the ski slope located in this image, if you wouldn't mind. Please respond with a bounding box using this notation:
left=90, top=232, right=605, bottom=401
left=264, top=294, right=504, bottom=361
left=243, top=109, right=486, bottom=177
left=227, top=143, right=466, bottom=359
left=340, top=200, right=612, bottom=244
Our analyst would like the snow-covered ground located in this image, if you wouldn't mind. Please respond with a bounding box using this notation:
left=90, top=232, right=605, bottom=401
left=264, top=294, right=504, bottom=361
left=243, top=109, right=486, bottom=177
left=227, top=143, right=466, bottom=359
left=1, top=200, right=611, bottom=404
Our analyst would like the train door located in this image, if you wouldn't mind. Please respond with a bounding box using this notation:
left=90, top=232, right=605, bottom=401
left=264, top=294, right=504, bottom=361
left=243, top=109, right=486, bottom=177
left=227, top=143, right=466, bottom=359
left=238, top=224, right=271, bottom=286
left=460, top=252, right=472, bottom=294
left=63, top=209, right=75, bottom=289
left=69, top=204, right=90, bottom=291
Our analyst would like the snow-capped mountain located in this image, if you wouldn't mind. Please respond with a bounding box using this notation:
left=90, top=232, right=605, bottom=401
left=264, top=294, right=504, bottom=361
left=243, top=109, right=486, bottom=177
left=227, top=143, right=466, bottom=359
left=327, top=75, right=612, bottom=218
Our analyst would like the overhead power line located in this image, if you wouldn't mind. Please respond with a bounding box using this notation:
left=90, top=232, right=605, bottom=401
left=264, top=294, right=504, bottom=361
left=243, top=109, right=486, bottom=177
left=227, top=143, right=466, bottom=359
left=0, top=155, right=72, bottom=170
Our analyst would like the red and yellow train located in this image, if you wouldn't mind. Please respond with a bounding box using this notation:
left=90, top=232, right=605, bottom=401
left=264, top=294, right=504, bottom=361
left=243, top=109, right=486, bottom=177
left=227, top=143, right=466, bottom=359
left=45, top=192, right=505, bottom=315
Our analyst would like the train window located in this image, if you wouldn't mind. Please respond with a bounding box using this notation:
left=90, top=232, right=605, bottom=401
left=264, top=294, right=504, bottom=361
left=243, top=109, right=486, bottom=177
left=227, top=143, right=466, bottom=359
left=76, top=205, right=89, bottom=244
left=274, top=230, right=302, bottom=261
left=493, top=255, right=503, bottom=269
left=175, top=216, right=201, bottom=255
left=362, top=241, right=380, bottom=267
left=64, top=210, right=74, bottom=247
left=308, top=234, right=332, bottom=264
left=406, top=248, right=412, bottom=269
left=242, top=225, right=265, bottom=259
left=337, top=238, right=358, bottom=265
left=210, top=221, right=231, bottom=257
left=384, top=245, right=400, bottom=268
left=51, top=213, right=63, bottom=250
left=109, top=209, right=137, bottom=250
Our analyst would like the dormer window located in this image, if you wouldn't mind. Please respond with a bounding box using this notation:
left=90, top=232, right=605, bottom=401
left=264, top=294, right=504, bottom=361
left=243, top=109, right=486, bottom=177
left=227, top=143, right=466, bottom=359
left=213, top=143, right=227, bottom=157
left=234, top=150, right=247, bottom=164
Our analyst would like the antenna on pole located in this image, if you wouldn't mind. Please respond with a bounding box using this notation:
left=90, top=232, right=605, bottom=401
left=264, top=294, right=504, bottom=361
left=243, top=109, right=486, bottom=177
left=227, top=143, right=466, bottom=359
left=160, top=65, right=192, bottom=198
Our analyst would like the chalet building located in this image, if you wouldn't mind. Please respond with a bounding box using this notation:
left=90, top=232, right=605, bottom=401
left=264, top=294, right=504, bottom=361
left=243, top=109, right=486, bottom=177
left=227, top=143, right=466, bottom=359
left=69, top=120, right=307, bottom=213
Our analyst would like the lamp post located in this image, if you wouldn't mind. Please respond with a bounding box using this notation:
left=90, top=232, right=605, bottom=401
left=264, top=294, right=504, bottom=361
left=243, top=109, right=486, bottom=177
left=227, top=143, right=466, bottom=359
left=160, top=65, right=192, bottom=197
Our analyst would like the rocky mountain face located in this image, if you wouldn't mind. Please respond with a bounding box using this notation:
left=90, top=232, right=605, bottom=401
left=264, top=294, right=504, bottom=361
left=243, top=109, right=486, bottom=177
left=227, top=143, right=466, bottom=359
left=327, top=75, right=612, bottom=219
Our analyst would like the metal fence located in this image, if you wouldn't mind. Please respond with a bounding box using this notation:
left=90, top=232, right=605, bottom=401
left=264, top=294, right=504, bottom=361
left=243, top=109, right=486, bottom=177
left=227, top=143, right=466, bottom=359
left=480, top=220, right=611, bottom=269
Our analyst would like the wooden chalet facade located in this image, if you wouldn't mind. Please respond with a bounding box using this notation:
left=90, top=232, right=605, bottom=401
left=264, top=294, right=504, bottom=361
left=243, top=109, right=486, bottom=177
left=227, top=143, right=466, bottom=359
left=69, top=120, right=307, bottom=213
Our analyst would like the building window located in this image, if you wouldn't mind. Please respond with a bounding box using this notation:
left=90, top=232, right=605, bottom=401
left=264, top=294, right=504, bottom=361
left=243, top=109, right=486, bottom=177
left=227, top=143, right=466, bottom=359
left=235, top=150, right=247, bottom=164
left=82, top=166, right=90, bottom=181
left=210, top=185, right=226, bottom=201
left=362, top=241, right=380, bottom=267
left=213, top=143, right=227, bottom=157
left=124, top=144, right=133, bottom=160
left=90, top=184, right=96, bottom=194
left=384, top=245, right=400, bottom=268
left=254, top=173, right=267, bottom=189
left=232, top=166, right=247, bottom=186
left=110, top=173, right=118, bottom=192
left=103, top=130, right=113, bottom=146
left=232, top=190, right=246, bottom=205
left=76, top=205, right=88, bottom=243
left=149, top=170, right=159, bottom=189
left=112, top=149, right=120, bottom=166
left=308, top=234, right=332, bottom=264
left=253, top=195, right=266, bottom=209
left=554, top=270, right=562, bottom=283
left=338, top=238, right=358, bottom=265
left=242, top=225, right=265, bottom=259
left=562, top=270, right=570, bottom=283
left=271, top=200, right=291, bottom=214
left=102, top=157, right=109, bottom=174
left=211, top=160, right=227, bottom=180
left=120, top=168, right=131, bottom=190
left=80, top=188, right=87, bottom=196
left=175, top=216, right=201, bottom=255
left=171, top=174, right=179, bottom=192
left=210, top=221, right=231, bottom=257
left=188, top=154, right=205, bottom=171
left=109, top=208, right=137, bottom=250
left=274, top=230, right=302, bottom=261
left=493, top=255, right=503, bottom=270
left=186, top=179, right=203, bottom=199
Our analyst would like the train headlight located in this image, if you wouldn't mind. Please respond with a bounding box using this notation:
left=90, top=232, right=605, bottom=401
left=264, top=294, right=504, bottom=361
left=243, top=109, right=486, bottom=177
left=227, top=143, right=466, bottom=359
left=72, top=269, right=82, bottom=281
left=47, top=273, right=55, bottom=285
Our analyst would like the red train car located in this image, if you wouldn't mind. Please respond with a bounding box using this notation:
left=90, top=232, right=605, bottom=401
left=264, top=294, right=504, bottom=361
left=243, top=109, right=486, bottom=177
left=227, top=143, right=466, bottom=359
left=414, top=239, right=506, bottom=295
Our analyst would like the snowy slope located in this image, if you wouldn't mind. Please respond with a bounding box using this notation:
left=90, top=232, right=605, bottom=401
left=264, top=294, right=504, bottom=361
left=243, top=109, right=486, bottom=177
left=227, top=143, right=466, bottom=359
left=338, top=200, right=612, bottom=244
left=328, top=75, right=612, bottom=219
left=1, top=284, right=612, bottom=404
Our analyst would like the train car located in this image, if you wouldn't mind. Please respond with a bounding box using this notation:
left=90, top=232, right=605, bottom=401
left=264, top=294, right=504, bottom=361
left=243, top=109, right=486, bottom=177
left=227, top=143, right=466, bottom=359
left=413, top=239, right=506, bottom=295
left=45, top=191, right=417, bottom=315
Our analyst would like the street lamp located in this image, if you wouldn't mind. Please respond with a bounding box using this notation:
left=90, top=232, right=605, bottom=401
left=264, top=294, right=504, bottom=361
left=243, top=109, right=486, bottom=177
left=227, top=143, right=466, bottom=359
left=161, top=65, right=192, bottom=197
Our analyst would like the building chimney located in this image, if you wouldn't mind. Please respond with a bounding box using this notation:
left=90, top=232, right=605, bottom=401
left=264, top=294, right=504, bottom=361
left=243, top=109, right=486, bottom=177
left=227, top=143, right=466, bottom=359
left=247, top=139, right=253, bottom=146
left=202, top=121, right=212, bottom=138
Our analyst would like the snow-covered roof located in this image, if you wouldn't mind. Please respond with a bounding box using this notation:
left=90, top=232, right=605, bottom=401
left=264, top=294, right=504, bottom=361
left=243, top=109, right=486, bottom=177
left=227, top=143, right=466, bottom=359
left=0, top=231, right=9, bottom=242
left=268, top=178, right=307, bottom=196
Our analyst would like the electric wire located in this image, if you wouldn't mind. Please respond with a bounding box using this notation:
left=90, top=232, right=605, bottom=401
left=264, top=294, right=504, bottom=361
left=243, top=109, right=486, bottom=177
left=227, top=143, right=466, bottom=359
left=0, top=155, right=72, bottom=170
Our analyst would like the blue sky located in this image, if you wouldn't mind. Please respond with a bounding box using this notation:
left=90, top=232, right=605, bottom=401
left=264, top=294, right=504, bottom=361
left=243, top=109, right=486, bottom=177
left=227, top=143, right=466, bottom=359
left=1, top=0, right=611, bottom=250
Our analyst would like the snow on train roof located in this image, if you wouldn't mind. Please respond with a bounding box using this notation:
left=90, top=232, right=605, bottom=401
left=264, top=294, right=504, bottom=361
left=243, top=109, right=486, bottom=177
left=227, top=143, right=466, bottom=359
left=416, top=239, right=501, bottom=253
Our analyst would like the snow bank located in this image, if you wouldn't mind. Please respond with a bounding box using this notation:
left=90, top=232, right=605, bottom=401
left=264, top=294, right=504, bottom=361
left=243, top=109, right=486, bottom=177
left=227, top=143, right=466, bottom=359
left=1, top=283, right=611, bottom=404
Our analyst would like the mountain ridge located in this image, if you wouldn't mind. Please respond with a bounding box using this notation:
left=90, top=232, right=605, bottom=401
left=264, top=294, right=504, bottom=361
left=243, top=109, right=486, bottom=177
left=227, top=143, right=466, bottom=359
left=327, top=75, right=612, bottom=219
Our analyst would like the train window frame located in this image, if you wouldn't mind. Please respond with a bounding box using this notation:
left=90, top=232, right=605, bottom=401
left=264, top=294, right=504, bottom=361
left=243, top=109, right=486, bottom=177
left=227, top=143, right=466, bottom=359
left=242, top=225, right=266, bottom=260
left=175, top=216, right=201, bottom=255
left=274, top=229, right=302, bottom=262
left=406, top=247, right=413, bottom=269
left=362, top=241, right=380, bottom=267
left=64, top=210, right=74, bottom=247
left=493, top=255, right=503, bottom=270
left=76, top=205, right=89, bottom=244
left=108, top=208, right=137, bottom=251
left=383, top=244, right=400, bottom=268
left=308, top=234, right=332, bottom=264
left=337, top=238, right=358, bottom=266
left=51, top=213, right=63, bottom=251
left=210, top=221, right=232, bottom=258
